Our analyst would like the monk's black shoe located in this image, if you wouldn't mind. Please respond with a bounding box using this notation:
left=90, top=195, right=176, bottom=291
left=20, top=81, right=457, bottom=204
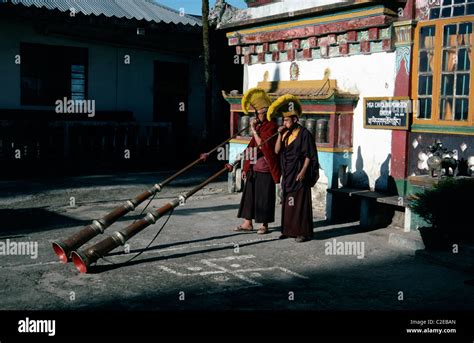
left=278, top=234, right=288, bottom=240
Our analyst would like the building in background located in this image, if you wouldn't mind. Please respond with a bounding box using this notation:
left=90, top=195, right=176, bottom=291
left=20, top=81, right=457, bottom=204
left=0, top=0, right=205, bottom=175
left=218, top=0, right=474, bottom=229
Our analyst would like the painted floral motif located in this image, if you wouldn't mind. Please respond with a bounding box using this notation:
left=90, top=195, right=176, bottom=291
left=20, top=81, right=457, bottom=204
left=396, top=46, right=411, bottom=75
left=290, top=62, right=299, bottom=81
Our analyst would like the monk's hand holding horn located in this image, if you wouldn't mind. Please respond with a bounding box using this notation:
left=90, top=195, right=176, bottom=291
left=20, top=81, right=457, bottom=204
left=250, top=118, right=257, bottom=134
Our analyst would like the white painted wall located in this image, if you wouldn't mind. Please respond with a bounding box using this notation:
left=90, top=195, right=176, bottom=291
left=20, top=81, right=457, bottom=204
left=243, top=0, right=350, bottom=19
left=245, top=52, right=396, bottom=188
left=0, top=18, right=205, bottom=136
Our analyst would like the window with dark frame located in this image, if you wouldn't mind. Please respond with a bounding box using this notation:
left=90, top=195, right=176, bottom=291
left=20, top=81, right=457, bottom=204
left=430, top=0, right=474, bottom=19
left=440, top=22, right=471, bottom=120
left=418, top=26, right=436, bottom=119
left=415, top=19, right=473, bottom=124
left=20, top=43, right=88, bottom=106
left=71, top=65, right=86, bottom=101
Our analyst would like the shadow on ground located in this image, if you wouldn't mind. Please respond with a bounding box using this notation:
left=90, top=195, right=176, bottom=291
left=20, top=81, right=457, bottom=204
left=0, top=208, right=88, bottom=236
left=0, top=164, right=227, bottom=199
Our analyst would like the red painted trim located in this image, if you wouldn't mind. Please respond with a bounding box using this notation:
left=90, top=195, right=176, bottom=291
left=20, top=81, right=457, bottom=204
left=328, top=34, right=337, bottom=45
left=329, top=113, right=336, bottom=148
left=394, top=0, right=414, bottom=192
left=382, top=39, right=392, bottom=51
left=339, top=43, right=349, bottom=55
left=272, top=51, right=279, bottom=61
left=347, top=30, right=358, bottom=42
left=360, top=40, right=370, bottom=53
left=338, top=114, right=353, bottom=148
left=246, top=0, right=275, bottom=7
left=303, top=48, right=312, bottom=59
left=391, top=130, right=409, bottom=179
left=287, top=49, right=296, bottom=61
left=234, top=15, right=391, bottom=45
left=230, top=103, right=355, bottom=112
left=402, top=0, right=416, bottom=21
left=230, top=111, right=239, bottom=137
left=368, top=27, right=379, bottom=40
left=229, top=37, right=239, bottom=45
left=230, top=104, right=241, bottom=111
left=292, top=39, right=300, bottom=49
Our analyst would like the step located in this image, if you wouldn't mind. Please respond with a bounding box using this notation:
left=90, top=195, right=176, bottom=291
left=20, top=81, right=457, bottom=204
left=388, top=230, right=425, bottom=251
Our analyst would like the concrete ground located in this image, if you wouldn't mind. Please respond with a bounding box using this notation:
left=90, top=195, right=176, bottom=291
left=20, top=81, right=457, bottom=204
left=1, top=166, right=474, bottom=311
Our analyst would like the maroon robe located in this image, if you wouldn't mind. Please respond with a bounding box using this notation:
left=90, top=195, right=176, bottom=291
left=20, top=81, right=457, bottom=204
left=242, top=119, right=281, bottom=184
left=279, top=125, right=319, bottom=238
left=238, top=118, right=281, bottom=223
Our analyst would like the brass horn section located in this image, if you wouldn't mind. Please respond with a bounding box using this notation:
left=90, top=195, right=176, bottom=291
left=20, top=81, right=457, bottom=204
left=71, top=163, right=236, bottom=273
left=51, top=187, right=158, bottom=263
left=52, top=126, right=250, bottom=263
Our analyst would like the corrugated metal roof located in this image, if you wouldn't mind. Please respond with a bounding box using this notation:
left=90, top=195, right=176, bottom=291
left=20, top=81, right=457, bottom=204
left=6, top=0, right=202, bottom=26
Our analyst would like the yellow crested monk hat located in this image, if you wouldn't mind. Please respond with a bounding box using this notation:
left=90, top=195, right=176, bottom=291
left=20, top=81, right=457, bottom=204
left=266, top=94, right=302, bottom=121
left=241, top=87, right=272, bottom=115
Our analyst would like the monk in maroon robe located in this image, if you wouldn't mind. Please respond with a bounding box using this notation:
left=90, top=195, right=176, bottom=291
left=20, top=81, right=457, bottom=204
left=272, top=96, right=319, bottom=242
left=236, top=108, right=281, bottom=234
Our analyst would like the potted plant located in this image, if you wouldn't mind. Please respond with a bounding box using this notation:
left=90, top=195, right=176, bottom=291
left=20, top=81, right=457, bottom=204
left=409, top=178, right=474, bottom=250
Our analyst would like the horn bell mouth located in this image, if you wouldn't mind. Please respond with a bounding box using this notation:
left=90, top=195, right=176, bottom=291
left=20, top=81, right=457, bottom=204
left=52, top=241, right=70, bottom=264
left=71, top=251, right=89, bottom=274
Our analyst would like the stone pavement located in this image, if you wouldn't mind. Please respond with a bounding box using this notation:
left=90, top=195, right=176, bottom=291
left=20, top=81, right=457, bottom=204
left=1, top=168, right=473, bottom=311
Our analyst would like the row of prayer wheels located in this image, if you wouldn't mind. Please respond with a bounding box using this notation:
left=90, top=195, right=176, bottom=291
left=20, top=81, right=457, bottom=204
left=240, top=116, right=329, bottom=144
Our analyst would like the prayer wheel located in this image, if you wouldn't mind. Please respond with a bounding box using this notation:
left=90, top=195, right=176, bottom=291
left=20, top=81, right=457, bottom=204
left=305, top=118, right=316, bottom=138
left=316, top=118, right=329, bottom=143
left=240, top=116, right=250, bottom=136
left=299, top=117, right=306, bottom=129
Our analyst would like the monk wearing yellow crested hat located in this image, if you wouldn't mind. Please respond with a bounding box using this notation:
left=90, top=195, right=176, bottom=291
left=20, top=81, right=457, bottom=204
left=235, top=88, right=281, bottom=234
left=271, top=94, right=319, bottom=242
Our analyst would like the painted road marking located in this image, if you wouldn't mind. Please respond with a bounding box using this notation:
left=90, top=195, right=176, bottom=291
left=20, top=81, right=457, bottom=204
left=157, top=254, right=309, bottom=290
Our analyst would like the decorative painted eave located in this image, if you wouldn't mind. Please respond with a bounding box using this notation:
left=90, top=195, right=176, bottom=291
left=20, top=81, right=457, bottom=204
left=227, top=6, right=395, bottom=44
left=226, top=5, right=398, bottom=64
left=219, top=0, right=406, bottom=30
left=222, top=78, right=359, bottom=109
